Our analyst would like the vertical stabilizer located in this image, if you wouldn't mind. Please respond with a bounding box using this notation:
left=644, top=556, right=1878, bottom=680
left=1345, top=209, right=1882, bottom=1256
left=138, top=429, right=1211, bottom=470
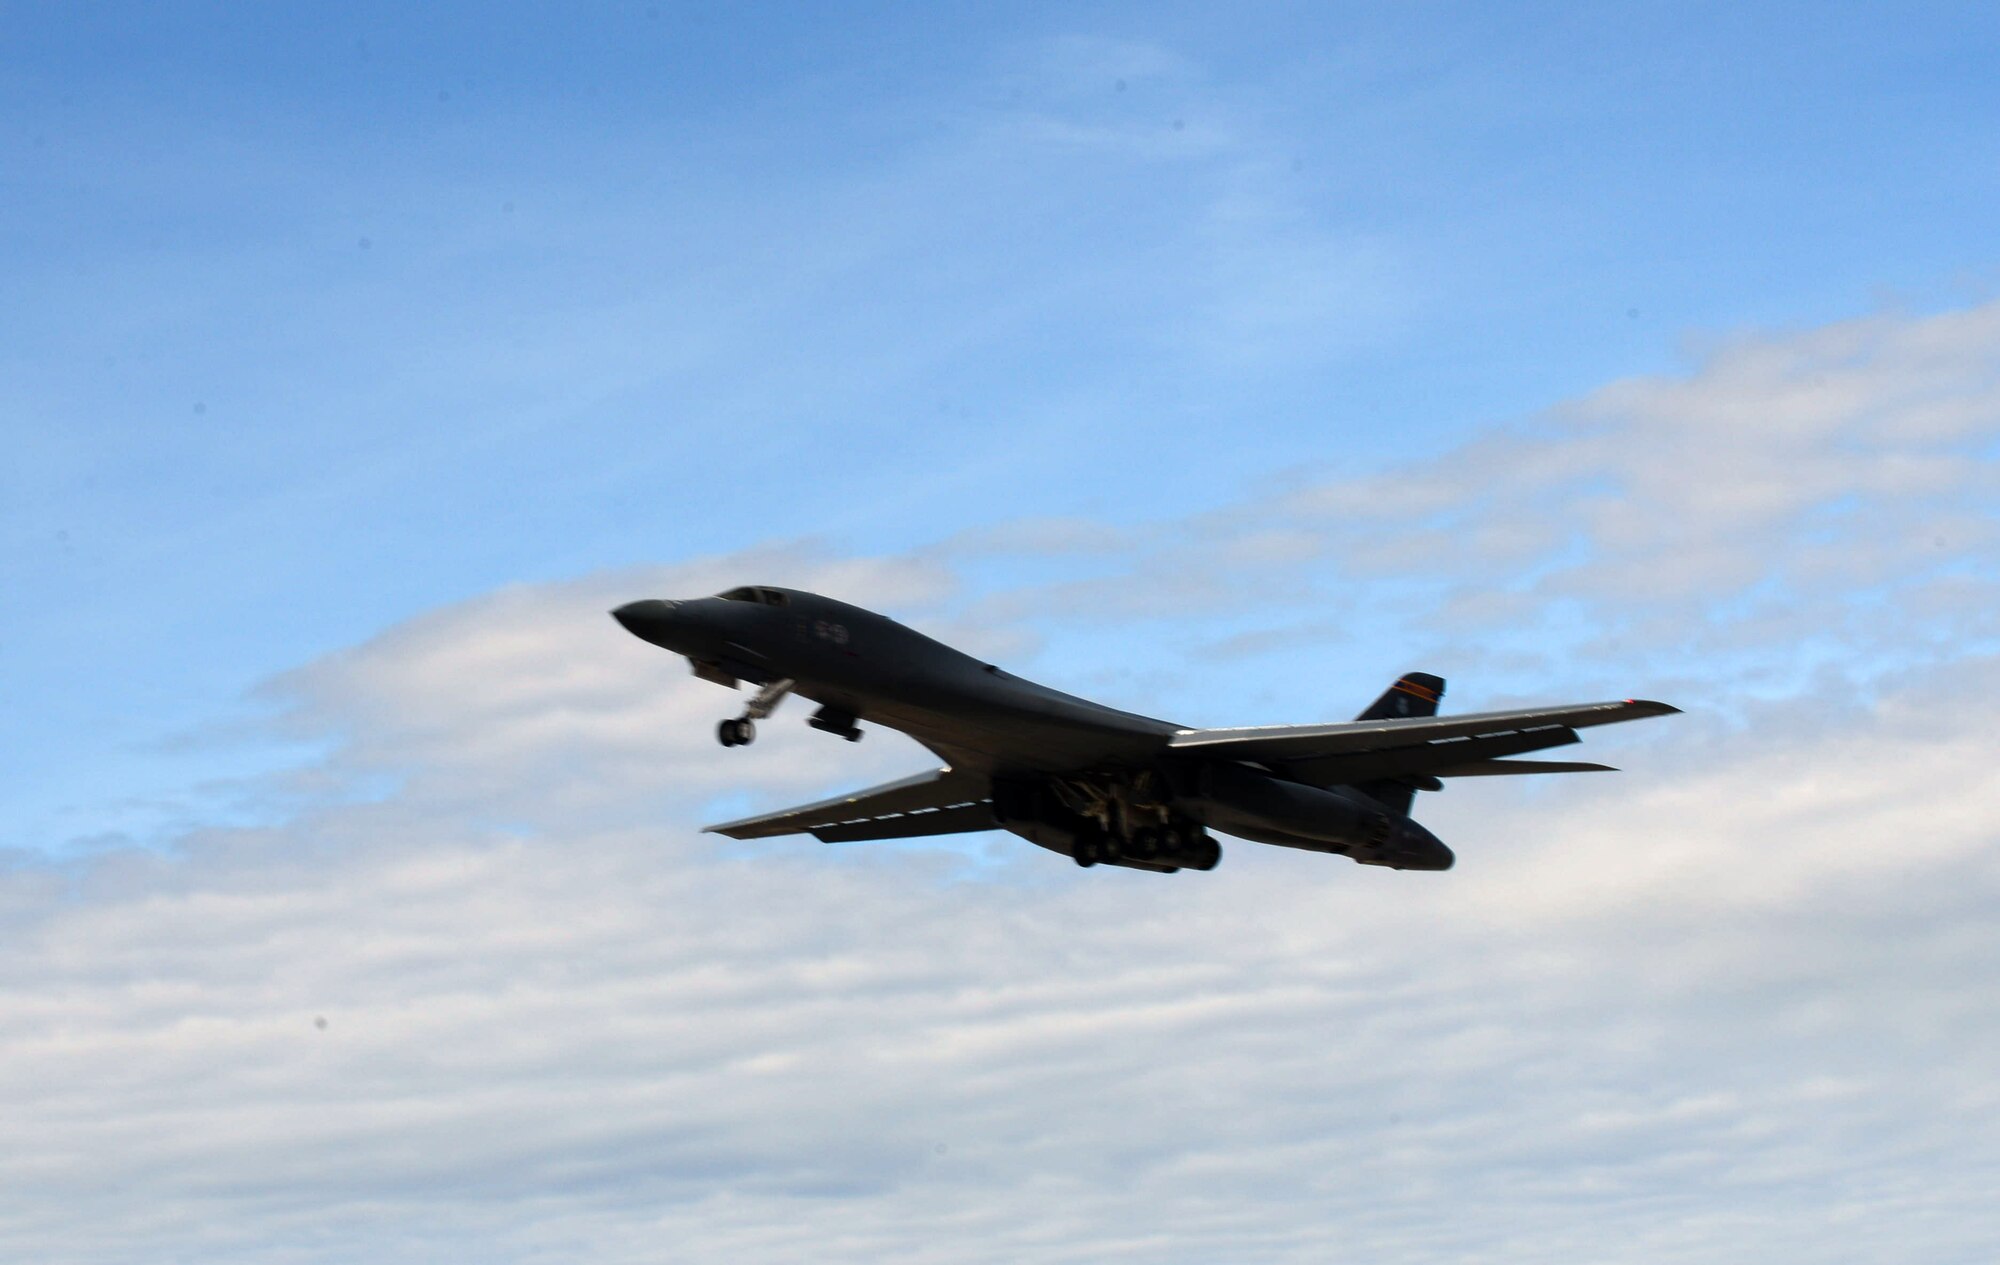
left=1353, top=673, right=1446, bottom=813
left=1354, top=672, right=1445, bottom=722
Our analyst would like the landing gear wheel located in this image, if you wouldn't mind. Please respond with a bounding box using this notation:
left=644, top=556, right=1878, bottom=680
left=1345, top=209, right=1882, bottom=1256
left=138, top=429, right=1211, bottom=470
left=718, top=719, right=756, bottom=747
left=1072, top=838, right=1100, bottom=868
left=734, top=719, right=755, bottom=745
left=1130, top=826, right=1162, bottom=859
left=717, top=720, right=737, bottom=747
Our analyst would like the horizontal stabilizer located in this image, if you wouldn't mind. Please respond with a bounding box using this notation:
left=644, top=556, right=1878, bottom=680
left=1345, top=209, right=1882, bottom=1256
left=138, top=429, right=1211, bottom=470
left=1433, top=759, right=1617, bottom=777
left=706, top=766, right=992, bottom=841
left=1285, top=726, right=1582, bottom=786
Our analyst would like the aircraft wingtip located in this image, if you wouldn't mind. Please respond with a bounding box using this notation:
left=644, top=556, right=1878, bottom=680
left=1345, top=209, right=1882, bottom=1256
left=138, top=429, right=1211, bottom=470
left=1624, top=699, right=1682, bottom=715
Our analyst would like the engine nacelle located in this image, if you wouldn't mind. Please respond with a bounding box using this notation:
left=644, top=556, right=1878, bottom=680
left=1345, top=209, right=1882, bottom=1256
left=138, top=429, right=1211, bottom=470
left=1172, top=762, right=1453, bottom=871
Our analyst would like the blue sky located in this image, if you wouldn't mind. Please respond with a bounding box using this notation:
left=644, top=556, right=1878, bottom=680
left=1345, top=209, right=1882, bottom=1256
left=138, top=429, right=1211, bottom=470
left=10, top=2, right=2000, bottom=849
left=4, top=6, right=2000, bottom=1262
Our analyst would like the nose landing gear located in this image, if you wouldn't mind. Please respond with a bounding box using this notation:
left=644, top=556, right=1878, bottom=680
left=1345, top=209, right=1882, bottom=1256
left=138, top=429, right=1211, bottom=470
left=716, top=678, right=795, bottom=747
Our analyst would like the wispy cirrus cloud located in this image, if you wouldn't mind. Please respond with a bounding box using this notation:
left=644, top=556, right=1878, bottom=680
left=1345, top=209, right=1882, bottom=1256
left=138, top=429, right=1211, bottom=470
left=951, top=301, right=2000, bottom=711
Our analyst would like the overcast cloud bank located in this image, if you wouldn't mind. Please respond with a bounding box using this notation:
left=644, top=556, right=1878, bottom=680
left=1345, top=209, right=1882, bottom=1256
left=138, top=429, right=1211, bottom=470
left=4, top=303, right=1998, bottom=1262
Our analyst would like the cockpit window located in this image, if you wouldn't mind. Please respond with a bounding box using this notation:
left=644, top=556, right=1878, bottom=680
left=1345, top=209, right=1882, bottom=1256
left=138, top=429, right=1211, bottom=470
left=717, top=586, right=788, bottom=607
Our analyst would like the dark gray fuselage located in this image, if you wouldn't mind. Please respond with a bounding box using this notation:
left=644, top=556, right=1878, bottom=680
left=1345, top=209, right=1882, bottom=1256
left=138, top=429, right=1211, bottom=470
left=621, top=589, right=1180, bottom=772
left=613, top=587, right=1453, bottom=871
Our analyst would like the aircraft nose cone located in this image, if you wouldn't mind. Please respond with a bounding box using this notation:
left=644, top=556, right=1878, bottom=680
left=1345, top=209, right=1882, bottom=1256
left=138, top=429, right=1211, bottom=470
left=611, top=599, right=680, bottom=643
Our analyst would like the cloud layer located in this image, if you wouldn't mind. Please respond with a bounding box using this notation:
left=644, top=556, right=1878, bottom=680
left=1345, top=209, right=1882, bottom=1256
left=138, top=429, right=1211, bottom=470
left=8, top=303, right=2000, bottom=1262
left=7, top=647, right=1997, bottom=1263
left=956, top=300, right=2000, bottom=717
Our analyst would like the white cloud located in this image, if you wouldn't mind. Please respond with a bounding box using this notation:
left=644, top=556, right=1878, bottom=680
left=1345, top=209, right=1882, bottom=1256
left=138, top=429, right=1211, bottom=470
left=7, top=529, right=2000, bottom=1262
left=969, top=301, right=2000, bottom=709
left=17, top=300, right=2000, bottom=1261
left=256, top=548, right=965, bottom=828
left=1299, top=303, right=2000, bottom=614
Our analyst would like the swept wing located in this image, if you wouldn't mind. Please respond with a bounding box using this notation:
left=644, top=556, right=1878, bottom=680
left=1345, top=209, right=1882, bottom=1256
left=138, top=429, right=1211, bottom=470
left=706, top=766, right=995, bottom=843
left=706, top=701, right=1674, bottom=842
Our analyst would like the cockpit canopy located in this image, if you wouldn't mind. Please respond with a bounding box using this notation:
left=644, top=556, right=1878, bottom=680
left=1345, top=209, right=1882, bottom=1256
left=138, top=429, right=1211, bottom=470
left=717, top=586, right=790, bottom=607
